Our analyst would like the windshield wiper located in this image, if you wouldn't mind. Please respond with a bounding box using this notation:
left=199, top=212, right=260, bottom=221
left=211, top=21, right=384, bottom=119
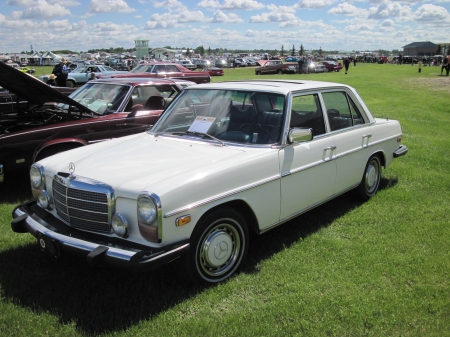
left=161, top=131, right=225, bottom=146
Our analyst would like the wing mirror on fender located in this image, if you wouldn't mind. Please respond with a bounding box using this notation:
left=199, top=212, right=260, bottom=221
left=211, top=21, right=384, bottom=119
left=288, top=128, right=313, bottom=144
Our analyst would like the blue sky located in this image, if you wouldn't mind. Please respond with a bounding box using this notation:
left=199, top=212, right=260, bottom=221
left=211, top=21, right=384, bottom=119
left=1, top=0, right=449, bottom=53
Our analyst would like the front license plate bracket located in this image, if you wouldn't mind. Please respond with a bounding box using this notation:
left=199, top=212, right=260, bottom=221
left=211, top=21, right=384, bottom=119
left=37, top=233, right=61, bottom=259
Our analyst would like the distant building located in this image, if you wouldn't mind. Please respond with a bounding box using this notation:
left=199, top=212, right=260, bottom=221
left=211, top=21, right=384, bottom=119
left=402, top=41, right=439, bottom=56
left=435, top=42, right=450, bottom=55
left=150, top=48, right=178, bottom=60
left=135, top=38, right=149, bottom=59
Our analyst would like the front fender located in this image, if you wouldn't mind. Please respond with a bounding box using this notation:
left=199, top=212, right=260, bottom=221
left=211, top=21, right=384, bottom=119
left=33, top=138, right=88, bottom=162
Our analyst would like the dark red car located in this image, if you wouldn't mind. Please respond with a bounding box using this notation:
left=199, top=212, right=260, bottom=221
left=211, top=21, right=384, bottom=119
left=204, top=67, right=224, bottom=76
left=103, top=62, right=211, bottom=84
left=0, top=61, right=195, bottom=183
left=319, top=61, right=343, bottom=72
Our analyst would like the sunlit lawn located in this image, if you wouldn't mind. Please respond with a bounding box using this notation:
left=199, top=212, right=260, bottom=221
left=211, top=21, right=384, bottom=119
left=0, top=63, right=449, bottom=336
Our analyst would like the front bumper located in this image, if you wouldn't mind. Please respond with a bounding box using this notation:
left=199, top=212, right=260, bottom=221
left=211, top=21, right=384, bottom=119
left=11, top=201, right=189, bottom=270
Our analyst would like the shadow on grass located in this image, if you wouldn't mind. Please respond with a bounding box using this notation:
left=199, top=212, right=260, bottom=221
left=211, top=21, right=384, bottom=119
left=0, top=176, right=397, bottom=335
left=0, top=170, right=33, bottom=203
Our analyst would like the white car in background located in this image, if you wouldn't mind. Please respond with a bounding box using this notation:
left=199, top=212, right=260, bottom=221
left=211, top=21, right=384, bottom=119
left=12, top=80, right=408, bottom=284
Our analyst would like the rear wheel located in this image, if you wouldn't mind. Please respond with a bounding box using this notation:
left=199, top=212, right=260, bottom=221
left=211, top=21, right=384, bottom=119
left=355, top=155, right=381, bottom=201
left=186, top=208, right=249, bottom=284
left=277, top=69, right=283, bottom=75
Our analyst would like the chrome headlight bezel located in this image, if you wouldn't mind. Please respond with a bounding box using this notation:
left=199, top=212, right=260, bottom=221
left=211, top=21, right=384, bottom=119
left=30, top=163, right=45, bottom=190
left=137, top=192, right=162, bottom=243
left=137, top=194, right=158, bottom=225
left=112, top=213, right=129, bottom=238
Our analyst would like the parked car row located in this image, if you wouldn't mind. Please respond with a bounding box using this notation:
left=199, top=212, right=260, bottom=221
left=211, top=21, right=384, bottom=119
left=0, top=61, right=195, bottom=183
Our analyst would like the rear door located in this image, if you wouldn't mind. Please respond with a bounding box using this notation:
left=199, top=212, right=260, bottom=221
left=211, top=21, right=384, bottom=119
left=320, top=90, right=370, bottom=194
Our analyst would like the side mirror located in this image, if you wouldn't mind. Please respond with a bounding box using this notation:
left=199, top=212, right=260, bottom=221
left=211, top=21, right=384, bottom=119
left=128, top=104, right=144, bottom=117
left=288, top=128, right=313, bottom=144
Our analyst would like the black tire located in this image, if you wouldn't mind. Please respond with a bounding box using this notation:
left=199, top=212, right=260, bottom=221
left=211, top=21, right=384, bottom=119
left=186, top=207, right=249, bottom=284
left=256, top=71, right=261, bottom=75
left=355, top=155, right=381, bottom=201
left=277, top=69, right=283, bottom=75
left=66, top=80, right=75, bottom=88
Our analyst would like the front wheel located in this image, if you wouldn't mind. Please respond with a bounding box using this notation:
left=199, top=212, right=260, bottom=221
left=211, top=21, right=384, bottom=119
left=66, top=80, right=75, bottom=88
left=355, top=155, right=381, bottom=201
left=256, top=71, right=261, bottom=75
left=186, top=208, right=249, bottom=284
left=277, top=69, right=283, bottom=75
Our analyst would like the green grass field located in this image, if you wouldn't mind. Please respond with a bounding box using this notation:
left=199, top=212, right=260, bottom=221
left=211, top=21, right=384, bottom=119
left=1, top=63, right=449, bottom=336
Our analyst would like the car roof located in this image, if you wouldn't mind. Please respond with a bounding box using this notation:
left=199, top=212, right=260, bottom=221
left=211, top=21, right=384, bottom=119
left=184, top=80, right=351, bottom=95
left=91, top=77, right=196, bottom=87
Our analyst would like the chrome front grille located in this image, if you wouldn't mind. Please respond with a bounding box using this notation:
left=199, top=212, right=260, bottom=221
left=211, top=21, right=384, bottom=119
left=52, top=175, right=114, bottom=233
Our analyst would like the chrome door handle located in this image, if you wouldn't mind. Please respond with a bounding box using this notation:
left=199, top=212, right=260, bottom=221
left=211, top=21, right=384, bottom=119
left=363, top=134, right=372, bottom=139
left=324, top=146, right=337, bottom=151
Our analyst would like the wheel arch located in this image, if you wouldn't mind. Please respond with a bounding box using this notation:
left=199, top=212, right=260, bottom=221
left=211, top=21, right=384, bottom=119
left=33, top=139, right=87, bottom=162
left=198, top=199, right=259, bottom=235
left=368, top=149, right=386, bottom=168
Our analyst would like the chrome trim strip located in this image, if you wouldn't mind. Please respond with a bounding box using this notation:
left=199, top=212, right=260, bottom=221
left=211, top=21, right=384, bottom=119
left=0, top=164, right=3, bottom=183
left=164, top=175, right=280, bottom=218
left=259, top=183, right=359, bottom=234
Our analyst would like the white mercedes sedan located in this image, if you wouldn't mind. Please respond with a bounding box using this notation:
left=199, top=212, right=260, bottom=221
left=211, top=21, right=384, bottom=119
left=12, top=80, right=408, bottom=284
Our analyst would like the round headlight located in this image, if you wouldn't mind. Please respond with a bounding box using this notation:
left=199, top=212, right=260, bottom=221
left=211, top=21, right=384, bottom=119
left=137, top=196, right=157, bottom=224
left=37, top=190, right=50, bottom=209
left=30, top=164, right=44, bottom=189
left=112, top=214, right=129, bottom=237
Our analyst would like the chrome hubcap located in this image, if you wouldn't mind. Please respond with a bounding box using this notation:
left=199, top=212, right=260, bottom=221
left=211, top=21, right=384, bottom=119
left=198, top=221, right=241, bottom=277
left=365, top=160, right=379, bottom=194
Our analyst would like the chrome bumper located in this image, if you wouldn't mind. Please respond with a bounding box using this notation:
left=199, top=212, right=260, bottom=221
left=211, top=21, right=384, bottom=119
left=12, top=201, right=189, bottom=270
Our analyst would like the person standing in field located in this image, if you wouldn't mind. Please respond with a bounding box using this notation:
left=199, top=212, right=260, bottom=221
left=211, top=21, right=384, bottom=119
left=343, top=57, right=350, bottom=74
left=52, top=58, right=68, bottom=87
left=441, top=56, right=449, bottom=76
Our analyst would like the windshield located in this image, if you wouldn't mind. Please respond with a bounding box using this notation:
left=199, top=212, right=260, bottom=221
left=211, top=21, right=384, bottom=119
left=130, top=65, right=151, bottom=73
left=152, top=89, right=286, bottom=145
left=59, top=82, right=131, bottom=115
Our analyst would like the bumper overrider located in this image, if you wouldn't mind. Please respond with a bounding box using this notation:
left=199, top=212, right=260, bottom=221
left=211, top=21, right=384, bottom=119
left=11, top=201, right=189, bottom=270
left=393, top=145, right=408, bottom=158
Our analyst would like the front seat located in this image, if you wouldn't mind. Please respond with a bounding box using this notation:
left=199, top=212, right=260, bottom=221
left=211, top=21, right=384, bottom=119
left=144, top=96, right=165, bottom=110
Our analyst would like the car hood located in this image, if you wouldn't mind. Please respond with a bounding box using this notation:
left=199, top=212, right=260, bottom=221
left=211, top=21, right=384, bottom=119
left=0, top=61, right=93, bottom=114
left=42, top=133, right=247, bottom=195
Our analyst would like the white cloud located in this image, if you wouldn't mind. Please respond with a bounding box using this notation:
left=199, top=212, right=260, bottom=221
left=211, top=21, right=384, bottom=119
left=8, top=0, right=71, bottom=19
left=154, top=0, right=184, bottom=10
left=295, top=0, right=337, bottom=10
left=144, top=20, right=180, bottom=29
left=89, top=0, right=136, bottom=14
left=328, top=3, right=366, bottom=16
left=212, top=10, right=244, bottom=23
left=249, top=12, right=298, bottom=23
left=220, top=0, right=265, bottom=11
left=413, top=4, right=450, bottom=23
left=197, top=0, right=221, bottom=9
left=380, top=18, right=394, bottom=27
left=368, top=3, right=413, bottom=21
